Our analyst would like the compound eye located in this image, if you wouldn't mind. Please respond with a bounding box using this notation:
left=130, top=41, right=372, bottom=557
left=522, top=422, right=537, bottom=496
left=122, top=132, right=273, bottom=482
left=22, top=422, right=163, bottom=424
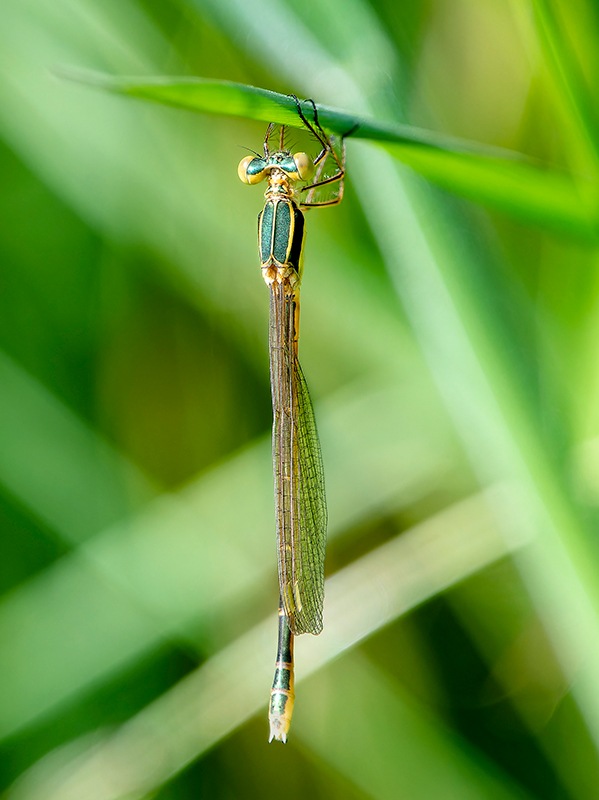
left=238, top=155, right=266, bottom=185
left=292, top=152, right=315, bottom=181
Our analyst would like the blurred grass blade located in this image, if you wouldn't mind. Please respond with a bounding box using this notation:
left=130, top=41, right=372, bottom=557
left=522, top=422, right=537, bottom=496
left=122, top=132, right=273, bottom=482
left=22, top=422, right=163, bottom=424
left=61, top=69, right=599, bottom=239
left=532, top=0, right=599, bottom=170
left=0, top=350, right=156, bottom=542
left=6, top=487, right=530, bottom=800
left=0, top=375, right=460, bottom=739
left=302, top=656, right=533, bottom=800
left=353, top=144, right=599, bottom=752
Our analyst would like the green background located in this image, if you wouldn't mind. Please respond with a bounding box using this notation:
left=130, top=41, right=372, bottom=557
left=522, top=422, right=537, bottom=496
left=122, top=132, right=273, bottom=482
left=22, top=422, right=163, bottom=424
left=2, top=1, right=599, bottom=798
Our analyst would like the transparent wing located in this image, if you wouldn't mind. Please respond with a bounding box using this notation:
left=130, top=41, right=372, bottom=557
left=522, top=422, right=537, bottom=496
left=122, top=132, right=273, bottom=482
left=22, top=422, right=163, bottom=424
left=269, top=282, right=327, bottom=636
left=292, top=356, right=326, bottom=634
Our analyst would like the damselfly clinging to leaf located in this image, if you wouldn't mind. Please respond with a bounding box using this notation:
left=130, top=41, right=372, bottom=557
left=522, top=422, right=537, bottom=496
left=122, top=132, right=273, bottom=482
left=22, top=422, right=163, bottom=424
left=238, top=98, right=351, bottom=743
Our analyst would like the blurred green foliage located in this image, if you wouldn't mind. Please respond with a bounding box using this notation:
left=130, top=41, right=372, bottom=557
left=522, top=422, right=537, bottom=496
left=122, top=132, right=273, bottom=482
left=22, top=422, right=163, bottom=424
left=2, top=0, right=599, bottom=798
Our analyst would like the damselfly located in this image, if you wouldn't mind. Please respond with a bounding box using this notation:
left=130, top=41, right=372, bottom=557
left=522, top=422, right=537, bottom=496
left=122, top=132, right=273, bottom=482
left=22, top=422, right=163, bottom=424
left=238, top=99, right=349, bottom=742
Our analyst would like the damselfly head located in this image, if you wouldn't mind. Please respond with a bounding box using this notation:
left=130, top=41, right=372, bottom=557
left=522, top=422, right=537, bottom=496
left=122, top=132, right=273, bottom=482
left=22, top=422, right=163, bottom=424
left=238, top=115, right=346, bottom=207
left=237, top=151, right=315, bottom=186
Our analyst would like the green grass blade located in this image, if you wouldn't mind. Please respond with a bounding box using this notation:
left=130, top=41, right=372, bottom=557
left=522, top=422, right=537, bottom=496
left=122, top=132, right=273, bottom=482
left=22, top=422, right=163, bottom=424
left=532, top=0, right=599, bottom=170
left=60, top=69, right=599, bottom=239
